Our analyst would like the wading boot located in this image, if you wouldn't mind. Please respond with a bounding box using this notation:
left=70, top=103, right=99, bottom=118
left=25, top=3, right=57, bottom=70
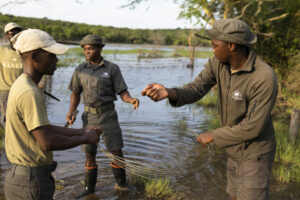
left=111, top=162, right=135, bottom=192
left=76, top=166, right=98, bottom=198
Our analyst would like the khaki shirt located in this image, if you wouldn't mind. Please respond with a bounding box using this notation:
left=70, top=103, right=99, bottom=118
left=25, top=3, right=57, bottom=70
left=0, top=45, right=23, bottom=91
left=171, top=49, right=278, bottom=160
left=5, top=74, right=52, bottom=167
left=69, top=60, right=128, bottom=107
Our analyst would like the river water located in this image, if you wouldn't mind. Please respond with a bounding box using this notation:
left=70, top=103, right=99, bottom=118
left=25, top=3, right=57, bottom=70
left=0, top=44, right=299, bottom=200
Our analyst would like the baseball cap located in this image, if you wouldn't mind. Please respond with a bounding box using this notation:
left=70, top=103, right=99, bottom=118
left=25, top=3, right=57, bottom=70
left=79, top=34, right=105, bottom=47
left=4, top=22, right=22, bottom=33
left=205, top=18, right=257, bottom=45
left=14, top=29, right=69, bottom=54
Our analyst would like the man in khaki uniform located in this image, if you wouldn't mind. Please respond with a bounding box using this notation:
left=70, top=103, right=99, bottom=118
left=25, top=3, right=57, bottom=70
left=0, top=22, right=23, bottom=127
left=4, top=29, right=101, bottom=200
left=142, top=19, right=277, bottom=200
left=67, top=34, right=139, bottom=197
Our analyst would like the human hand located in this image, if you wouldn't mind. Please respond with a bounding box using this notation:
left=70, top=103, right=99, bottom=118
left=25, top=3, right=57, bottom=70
left=85, top=126, right=102, bottom=135
left=85, top=126, right=101, bottom=144
left=66, top=112, right=76, bottom=125
left=130, top=98, right=139, bottom=110
left=141, top=83, right=168, bottom=102
left=197, top=132, right=214, bottom=146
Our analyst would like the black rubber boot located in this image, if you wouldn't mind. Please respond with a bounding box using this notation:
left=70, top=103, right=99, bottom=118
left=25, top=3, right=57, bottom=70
left=76, top=167, right=98, bottom=198
left=111, top=163, right=135, bottom=192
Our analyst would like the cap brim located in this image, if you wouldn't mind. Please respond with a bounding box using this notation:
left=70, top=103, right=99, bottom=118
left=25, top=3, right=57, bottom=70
left=205, top=28, right=257, bottom=45
left=205, top=28, right=218, bottom=39
left=43, top=43, right=69, bottom=55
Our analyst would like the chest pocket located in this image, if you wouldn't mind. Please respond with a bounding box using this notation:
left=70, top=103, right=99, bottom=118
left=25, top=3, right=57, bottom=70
left=98, top=75, right=112, bottom=88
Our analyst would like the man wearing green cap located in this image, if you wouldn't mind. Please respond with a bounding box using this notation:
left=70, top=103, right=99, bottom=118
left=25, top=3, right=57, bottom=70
left=67, top=34, right=139, bottom=197
left=4, top=29, right=101, bottom=200
left=142, top=18, right=277, bottom=200
left=0, top=22, right=23, bottom=128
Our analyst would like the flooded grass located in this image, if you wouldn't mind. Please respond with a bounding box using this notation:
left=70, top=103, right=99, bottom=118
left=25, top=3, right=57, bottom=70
left=130, top=176, right=180, bottom=200
left=144, top=178, right=179, bottom=200
left=66, top=47, right=213, bottom=59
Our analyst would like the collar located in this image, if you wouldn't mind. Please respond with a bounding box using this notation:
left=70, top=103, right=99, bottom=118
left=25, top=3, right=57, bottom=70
left=236, top=47, right=256, bottom=72
left=85, top=59, right=105, bottom=69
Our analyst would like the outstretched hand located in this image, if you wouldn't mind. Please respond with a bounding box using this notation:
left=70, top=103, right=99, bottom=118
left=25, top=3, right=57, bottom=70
left=66, top=112, right=76, bottom=126
left=130, top=98, right=139, bottom=110
left=197, top=132, right=214, bottom=146
left=141, top=83, right=168, bottom=102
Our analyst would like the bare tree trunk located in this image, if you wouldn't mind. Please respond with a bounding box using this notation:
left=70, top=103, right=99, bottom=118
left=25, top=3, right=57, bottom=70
left=289, top=108, right=300, bottom=143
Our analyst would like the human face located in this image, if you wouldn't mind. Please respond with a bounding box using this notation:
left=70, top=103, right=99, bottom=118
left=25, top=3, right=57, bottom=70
left=211, top=39, right=231, bottom=63
left=33, top=50, right=58, bottom=75
left=83, top=45, right=102, bottom=62
left=5, top=28, right=22, bottom=40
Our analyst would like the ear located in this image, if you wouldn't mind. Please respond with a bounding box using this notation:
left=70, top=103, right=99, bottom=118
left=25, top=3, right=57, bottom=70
left=227, top=43, right=237, bottom=52
left=30, top=51, right=39, bottom=63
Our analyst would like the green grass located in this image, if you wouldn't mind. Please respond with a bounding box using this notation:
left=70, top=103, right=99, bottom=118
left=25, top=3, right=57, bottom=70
left=144, top=178, right=179, bottom=200
left=195, top=89, right=218, bottom=107
left=272, top=121, right=300, bottom=183
left=57, top=55, right=84, bottom=67
left=129, top=176, right=181, bottom=200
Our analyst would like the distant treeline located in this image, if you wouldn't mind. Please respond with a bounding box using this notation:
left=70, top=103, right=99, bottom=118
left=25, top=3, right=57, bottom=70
left=0, top=13, right=209, bottom=46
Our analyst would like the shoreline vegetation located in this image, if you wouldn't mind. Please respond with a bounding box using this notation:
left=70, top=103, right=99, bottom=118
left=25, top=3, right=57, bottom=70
left=56, top=47, right=213, bottom=67
left=0, top=13, right=210, bottom=47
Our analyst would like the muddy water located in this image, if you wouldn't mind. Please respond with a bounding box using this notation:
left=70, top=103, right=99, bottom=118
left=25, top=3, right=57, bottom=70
left=0, top=44, right=299, bottom=200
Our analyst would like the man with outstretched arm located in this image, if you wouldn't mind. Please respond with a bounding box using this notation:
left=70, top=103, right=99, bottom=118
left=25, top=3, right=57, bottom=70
left=4, top=29, right=101, bottom=200
left=142, top=19, right=278, bottom=200
left=66, top=34, right=139, bottom=197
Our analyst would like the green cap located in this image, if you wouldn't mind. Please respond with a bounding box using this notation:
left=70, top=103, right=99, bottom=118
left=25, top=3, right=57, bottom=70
left=205, top=18, right=257, bottom=45
left=79, top=34, right=105, bottom=47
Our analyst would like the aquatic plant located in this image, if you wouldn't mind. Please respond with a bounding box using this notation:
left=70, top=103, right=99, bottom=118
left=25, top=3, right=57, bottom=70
left=175, top=120, right=187, bottom=129
left=144, top=178, right=179, bottom=200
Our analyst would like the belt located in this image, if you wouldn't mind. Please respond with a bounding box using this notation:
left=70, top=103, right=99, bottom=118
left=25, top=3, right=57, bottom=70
left=84, top=102, right=115, bottom=114
left=11, top=161, right=57, bottom=177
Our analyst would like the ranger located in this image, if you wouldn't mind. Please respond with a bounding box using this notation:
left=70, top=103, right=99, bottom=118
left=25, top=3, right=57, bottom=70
left=142, top=18, right=277, bottom=200
left=0, top=22, right=23, bottom=127
left=4, top=29, right=101, bottom=200
left=66, top=34, right=139, bottom=197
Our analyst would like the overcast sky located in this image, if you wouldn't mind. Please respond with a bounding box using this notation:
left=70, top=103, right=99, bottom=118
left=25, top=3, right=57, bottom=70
left=0, top=0, right=197, bottom=29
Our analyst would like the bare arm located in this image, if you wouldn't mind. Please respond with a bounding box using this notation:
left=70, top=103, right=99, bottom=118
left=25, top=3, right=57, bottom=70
left=66, top=91, right=81, bottom=124
left=119, top=90, right=139, bottom=110
left=32, top=125, right=101, bottom=151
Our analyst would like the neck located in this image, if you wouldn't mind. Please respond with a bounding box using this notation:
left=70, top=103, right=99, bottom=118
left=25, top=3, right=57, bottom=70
left=229, top=48, right=249, bottom=70
left=89, top=57, right=103, bottom=66
left=23, top=63, right=43, bottom=84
